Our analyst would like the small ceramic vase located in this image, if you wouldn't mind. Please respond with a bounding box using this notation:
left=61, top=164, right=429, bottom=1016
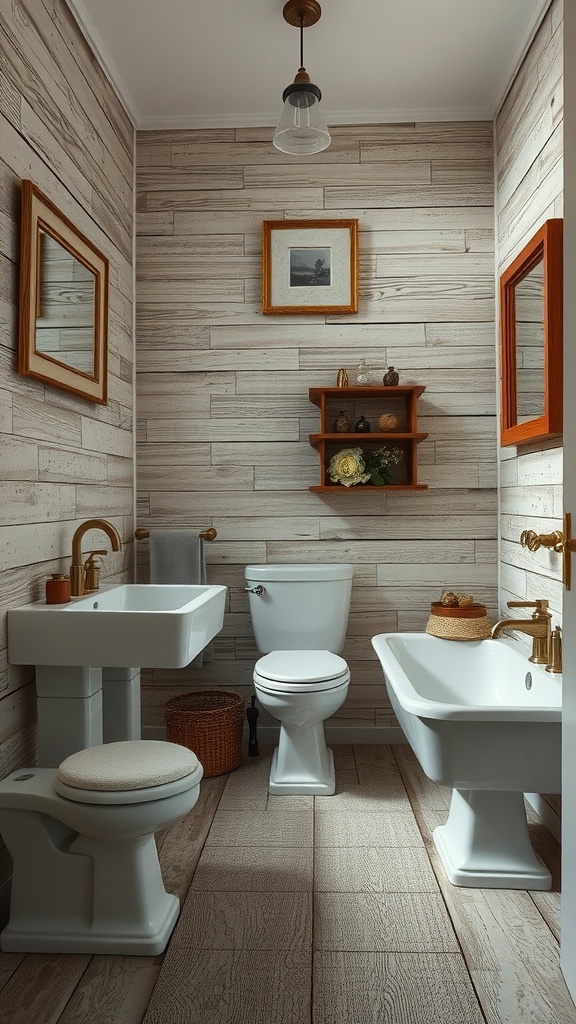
left=354, top=416, right=371, bottom=433
left=336, top=368, right=349, bottom=387
left=383, top=366, right=399, bottom=386
left=333, top=411, right=352, bottom=432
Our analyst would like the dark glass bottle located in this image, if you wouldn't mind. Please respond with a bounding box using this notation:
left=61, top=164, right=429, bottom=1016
left=354, top=416, right=371, bottom=432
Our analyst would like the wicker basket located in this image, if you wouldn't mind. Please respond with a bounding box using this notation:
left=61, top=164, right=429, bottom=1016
left=164, top=689, right=245, bottom=777
left=425, top=601, right=492, bottom=641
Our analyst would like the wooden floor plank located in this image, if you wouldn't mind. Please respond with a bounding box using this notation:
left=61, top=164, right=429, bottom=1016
left=313, top=951, right=486, bottom=1024
left=157, top=775, right=227, bottom=901
left=530, top=890, right=561, bottom=941
left=142, top=950, right=312, bottom=1024
left=56, top=956, right=163, bottom=1024
left=0, top=953, right=91, bottom=1024
left=314, top=892, right=460, bottom=952
left=314, top=845, right=438, bottom=893
left=192, top=844, right=313, bottom=891
left=0, top=950, right=26, bottom=992
left=528, top=817, right=562, bottom=939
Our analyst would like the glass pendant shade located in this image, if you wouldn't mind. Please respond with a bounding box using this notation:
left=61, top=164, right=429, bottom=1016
left=273, top=79, right=331, bottom=154
left=273, top=0, right=330, bottom=156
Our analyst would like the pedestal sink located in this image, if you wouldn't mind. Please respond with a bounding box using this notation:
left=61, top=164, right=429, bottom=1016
left=8, top=584, right=227, bottom=766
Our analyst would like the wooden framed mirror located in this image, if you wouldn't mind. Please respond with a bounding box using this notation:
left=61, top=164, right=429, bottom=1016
left=18, top=180, right=108, bottom=404
left=500, top=218, right=563, bottom=446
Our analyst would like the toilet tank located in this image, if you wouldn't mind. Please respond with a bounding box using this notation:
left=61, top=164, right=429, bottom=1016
left=244, top=563, right=353, bottom=654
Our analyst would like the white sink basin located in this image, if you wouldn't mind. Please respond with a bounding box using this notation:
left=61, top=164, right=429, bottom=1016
left=8, top=584, right=227, bottom=668
left=371, top=631, right=560, bottom=791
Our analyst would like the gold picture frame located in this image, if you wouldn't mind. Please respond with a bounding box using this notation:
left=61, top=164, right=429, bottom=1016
left=262, top=218, right=358, bottom=315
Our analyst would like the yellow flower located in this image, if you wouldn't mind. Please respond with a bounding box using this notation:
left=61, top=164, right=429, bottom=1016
left=328, top=448, right=371, bottom=487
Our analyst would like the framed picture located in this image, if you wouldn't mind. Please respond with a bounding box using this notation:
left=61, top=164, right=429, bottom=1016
left=262, top=219, right=358, bottom=315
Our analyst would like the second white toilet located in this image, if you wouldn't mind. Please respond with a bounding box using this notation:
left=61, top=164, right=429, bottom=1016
left=0, top=740, right=203, bottom=955
left=245, top=563, right=353, bottom=795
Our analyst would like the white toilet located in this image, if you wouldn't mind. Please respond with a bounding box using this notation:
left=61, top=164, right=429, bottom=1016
left=0, top=739, right=203, bottom=955
left=245, top=563, right=353, bottom=795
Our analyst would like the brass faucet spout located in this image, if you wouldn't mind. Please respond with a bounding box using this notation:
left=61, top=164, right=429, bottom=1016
left=70, top=518, right=122, bottom=596
left=491, top=618, right=549, bottom=640
left=491, top=599, right=552, bottom=667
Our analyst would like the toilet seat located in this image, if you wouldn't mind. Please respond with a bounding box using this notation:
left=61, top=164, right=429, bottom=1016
left=254, top=650, right=350, bottom=693
left=54, top=740, right=202, bottom=804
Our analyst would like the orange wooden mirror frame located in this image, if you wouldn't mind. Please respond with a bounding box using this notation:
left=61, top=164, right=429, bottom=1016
left=18, top=180, right=109, bottom=404
left=500, top=218, right=563, bottom=447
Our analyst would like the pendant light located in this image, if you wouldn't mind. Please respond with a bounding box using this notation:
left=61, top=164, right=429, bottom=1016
left=273, top=0, right=331, bottom=155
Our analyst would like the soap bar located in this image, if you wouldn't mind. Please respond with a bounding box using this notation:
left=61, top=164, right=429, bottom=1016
left=46, top=574, right=71, bottom=604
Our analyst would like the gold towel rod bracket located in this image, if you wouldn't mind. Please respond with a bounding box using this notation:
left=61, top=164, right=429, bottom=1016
left=135, top=527, right=217, bottom=542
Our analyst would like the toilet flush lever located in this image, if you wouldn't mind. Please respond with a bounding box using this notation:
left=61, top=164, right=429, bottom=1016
left=244, top=585, right=265, bottom=595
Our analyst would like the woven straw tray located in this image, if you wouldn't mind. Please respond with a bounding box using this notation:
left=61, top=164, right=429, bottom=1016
left=426, top=601, right=491, bottom=640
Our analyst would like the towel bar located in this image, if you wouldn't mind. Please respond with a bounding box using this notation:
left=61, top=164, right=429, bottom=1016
left=135, top=527, right=217, bottom=542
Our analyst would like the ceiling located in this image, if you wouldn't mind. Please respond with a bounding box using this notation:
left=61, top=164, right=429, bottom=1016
left=66, top=0, right=551, bottom=131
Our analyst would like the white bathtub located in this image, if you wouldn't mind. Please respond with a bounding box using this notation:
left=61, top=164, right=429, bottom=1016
left=371, top=632, right=561, bottom=889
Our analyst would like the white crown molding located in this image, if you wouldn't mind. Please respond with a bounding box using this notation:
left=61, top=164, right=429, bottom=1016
left=64, top=0, right=140, bottom=127
left=137, top=105, right=493, bottom=133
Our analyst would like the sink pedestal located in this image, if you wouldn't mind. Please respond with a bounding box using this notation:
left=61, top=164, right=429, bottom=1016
left=433, top=788, right=552, bottom=890
left=102, top=667, right=141, bottom=744
left=36, top=666, right=141, bottom=768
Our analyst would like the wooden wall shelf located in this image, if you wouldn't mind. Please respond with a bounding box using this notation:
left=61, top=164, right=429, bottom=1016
left=308, top=386, right=428, bottom=492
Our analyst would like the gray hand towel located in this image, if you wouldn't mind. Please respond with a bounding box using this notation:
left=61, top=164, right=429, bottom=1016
left=149, top=529, right=207, bottom=586
left=149, top=529, right=212, bottom=665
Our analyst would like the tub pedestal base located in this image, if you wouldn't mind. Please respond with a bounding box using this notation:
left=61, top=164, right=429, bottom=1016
left=433, top=788, right=551, bottom=890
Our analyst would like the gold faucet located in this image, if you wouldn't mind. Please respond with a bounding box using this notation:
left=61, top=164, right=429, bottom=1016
left=491, top=599, right=552, bottom=666
left=70, top=518, right=122, bottom=596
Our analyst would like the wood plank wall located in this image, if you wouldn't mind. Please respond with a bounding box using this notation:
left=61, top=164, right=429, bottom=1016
left=495, top=0, right=563, bottom=624
left=0, top=0, right=135, bottom=813
left=135, top=120, right=498, bottom=736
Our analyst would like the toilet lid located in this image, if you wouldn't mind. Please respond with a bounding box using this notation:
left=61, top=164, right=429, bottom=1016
left=254, top=650, right=349, bottom=693
left=56, top=740, right=201, bottom=802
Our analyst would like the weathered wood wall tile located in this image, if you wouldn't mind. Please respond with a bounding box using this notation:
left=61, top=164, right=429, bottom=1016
left=146, top=186, right=324, bottom=212
left=244, top=161, right=432, bottom=187
left=324, top=183, right=493, bottom=209
left=210, top=322, right=425, bottom=349
left=0, top=0, right=134, bottom=811
left=139, top=465, right=255, bottom=492
left=172, top=138, right=361, bottom=165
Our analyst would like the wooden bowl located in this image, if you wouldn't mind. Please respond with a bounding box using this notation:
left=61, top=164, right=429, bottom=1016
left=429, top=601, right=488, bottom=619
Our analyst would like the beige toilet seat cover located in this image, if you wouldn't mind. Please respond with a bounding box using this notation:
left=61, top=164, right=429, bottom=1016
left=58, top=740, right=200, bottom=791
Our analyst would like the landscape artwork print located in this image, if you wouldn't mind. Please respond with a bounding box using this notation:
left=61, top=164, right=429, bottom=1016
left=289, top=247, right=331, bottom=287
left=262, top=219, right=358, bottom=314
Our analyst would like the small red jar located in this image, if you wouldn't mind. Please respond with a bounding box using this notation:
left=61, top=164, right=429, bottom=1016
left=45, top=574, right=71, bottom=604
